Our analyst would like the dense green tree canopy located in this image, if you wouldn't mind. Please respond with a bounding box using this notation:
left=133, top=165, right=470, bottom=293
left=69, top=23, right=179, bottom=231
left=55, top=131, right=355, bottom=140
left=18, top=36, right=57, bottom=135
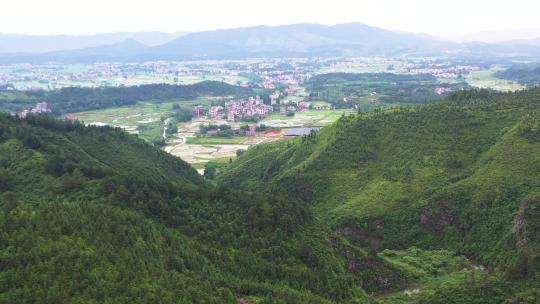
left=0, top=80, right=253, bottom=115
left=1, top=86, right=540, bottom=303
left=220, top=88, right=540, bottom=303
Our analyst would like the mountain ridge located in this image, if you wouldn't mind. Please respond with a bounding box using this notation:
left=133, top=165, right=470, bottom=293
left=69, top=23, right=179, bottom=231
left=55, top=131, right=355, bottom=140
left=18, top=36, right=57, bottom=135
left=2, top=23, right=540, bottom=63
left=0, top=31, right=188, bottom=54
left=0, top=22, right=452, bottom=63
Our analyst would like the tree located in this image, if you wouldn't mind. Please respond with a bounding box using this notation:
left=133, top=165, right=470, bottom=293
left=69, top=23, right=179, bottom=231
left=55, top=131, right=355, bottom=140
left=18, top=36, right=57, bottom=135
left=62, top=168, right=85, bottom=193
left=236, top=149, right=246, bottom=157
left=0, top=169, right=14, bottom=191
left=203, top=166, right=216, bottom=179
left=506, top=249, right=534, bottom=279
left=166, top=123, right=178, bottom=135
left=2, top=191, right=17, bottom=213
left=153, top=138, right=166, bottom=147
left=174, top=108, right=193, bottom=122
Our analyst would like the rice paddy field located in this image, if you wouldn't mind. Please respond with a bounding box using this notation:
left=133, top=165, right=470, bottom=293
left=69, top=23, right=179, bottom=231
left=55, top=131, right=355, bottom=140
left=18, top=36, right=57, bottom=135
left=65, top=97, right=217, bottom=142
left=186, top=136, right=248, bottom=145
left=263, top=109, right=354, bottom=127
left=315, top=61, right=407, bottom=74
left=467, top=69, right=525, bottom=91
left=305, top=100, right=332, bottom=107
left=93, top=74, right=251, bottom=87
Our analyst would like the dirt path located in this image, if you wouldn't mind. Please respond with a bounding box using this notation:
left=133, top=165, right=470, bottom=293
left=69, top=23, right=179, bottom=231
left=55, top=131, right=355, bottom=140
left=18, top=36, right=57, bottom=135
left=169, top=137, right=187, bottom=154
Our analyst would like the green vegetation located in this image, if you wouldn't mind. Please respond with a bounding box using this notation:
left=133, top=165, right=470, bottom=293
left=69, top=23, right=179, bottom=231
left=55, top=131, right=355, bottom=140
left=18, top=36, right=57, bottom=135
left=306, top=100, right=332, bottom=107
left=375, top=247, right=484, bottom=304
left=0, top=113, right=373, bottom=303
left=0, top=80, right=253, bottom=115
left=316, top=64, right=396, bottom=75
left=495, top=64, right=540, bottom=87
left=2, top=85, right=540, bottom=303
left=198, top=124, right=237, bottom=138
left=262, top=109, right=355, bottom=129
left=379, top=247, right=470, bottom=282
left=203, top=157, right=237, bottom=180
left=65, top=98, right=217, bottom=144
left=305, top=73, right=468, bottom=108
left=202, top=155, right=238, bottom=180
left=220, top=88, right=540, bottom=302
left=172, top=105, right=194, bottom=122
left=186, top=136, right=247, bottom=145
left=66, top=101, right=176, bottom=143
left=467, top=70, right=525, bottom=92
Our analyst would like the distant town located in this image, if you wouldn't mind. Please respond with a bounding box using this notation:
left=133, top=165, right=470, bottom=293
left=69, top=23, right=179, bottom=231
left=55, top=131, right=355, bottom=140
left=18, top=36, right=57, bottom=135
left=0, top=57, right=487, bottom=93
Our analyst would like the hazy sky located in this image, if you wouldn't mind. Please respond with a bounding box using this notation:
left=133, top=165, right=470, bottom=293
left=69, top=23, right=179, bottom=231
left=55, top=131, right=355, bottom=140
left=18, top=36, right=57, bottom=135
left=2, top=0, right=540, bottom=40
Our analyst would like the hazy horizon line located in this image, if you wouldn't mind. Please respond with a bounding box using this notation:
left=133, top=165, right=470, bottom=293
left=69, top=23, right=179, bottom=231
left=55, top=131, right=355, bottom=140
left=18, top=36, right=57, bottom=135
left=0, top=21, right=539, bottom=43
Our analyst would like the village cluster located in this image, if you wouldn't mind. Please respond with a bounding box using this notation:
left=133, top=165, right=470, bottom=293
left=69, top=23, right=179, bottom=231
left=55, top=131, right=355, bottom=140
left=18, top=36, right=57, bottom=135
left=192, top=96, right=317, bottom=122
left=0, top=58, right=315, bottom=91
left=404, top=64, right=482, bottom=79
left=18, top=101, right=52, bottom=118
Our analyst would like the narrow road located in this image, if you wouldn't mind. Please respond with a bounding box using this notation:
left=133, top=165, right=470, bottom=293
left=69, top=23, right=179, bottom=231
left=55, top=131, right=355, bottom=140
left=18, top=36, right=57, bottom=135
left=162, top=118, right=172, bottom=140
left=169, top=136, right=187, bottom=154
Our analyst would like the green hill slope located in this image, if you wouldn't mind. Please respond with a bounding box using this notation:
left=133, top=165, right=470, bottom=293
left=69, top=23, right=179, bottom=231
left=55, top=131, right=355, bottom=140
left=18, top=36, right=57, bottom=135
left=2, top=87, right=539, bottom=303
left=219, top=89, right=540, bottom=302
left=0, top=114, right=371, bottom=303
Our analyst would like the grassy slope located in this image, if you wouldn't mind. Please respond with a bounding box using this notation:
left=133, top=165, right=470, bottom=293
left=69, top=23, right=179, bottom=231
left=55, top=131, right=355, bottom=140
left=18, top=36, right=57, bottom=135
left=219, top=89, right=540, bottom=302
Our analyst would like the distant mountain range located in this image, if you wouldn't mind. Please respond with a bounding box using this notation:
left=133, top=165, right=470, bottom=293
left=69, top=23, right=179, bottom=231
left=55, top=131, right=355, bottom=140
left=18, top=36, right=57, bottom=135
left=1, top=23, right=540, bottom=63
left=453, top=28, right=540, bottom=44
left=503, top=37, right=540, bottom=47
left=0, top=31, right=188, bottom=53
left=150, top=23, right=448, bottom=59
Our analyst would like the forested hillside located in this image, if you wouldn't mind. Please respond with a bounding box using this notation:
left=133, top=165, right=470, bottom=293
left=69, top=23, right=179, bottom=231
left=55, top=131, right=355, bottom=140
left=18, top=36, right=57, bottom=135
left=2, top=87, right=539, bottom=303
left=0, top=114, right=373, bottom=303
left=220, top=89, right=540, bottom=303
left=0, top=80, right=253, bottom=115
left=305, top=73, right=468, bottom=108
left=495, top=65, right=540, bottom=87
